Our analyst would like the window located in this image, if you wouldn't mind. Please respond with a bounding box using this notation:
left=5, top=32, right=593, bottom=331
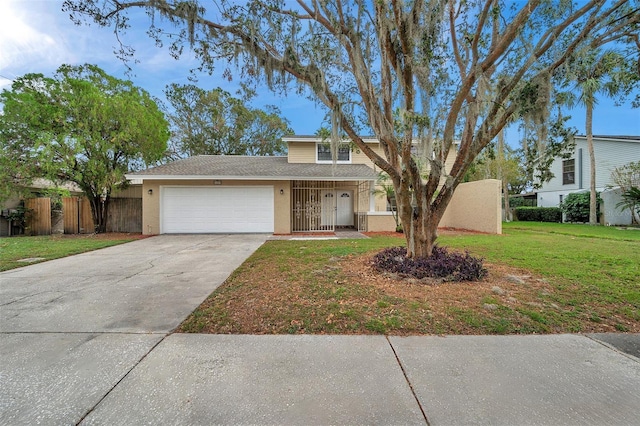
left=562, top=159, right=575, bottom=185
left=387, top=194, right=397, bottom=212
left=317, top=143, right=350, bottom=163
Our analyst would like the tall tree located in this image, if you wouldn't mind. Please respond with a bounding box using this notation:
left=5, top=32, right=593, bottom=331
left=164, top=84, right=291, bottom=159
left=562, top=48, right=639, bottom=225
left=0, top=64, right=169, bottom=232
left=64, top=0, right=640, bottom=257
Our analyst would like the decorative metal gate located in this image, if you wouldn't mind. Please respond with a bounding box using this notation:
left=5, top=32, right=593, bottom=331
left=291, top=180, right=371, bottom=232
left=356, top=180, right=370, bottom=232
left=292, top=181, right=336, bottom=232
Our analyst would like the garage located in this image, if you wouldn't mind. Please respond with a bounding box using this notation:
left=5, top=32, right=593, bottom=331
left=161, top=186, right=274, bottom=233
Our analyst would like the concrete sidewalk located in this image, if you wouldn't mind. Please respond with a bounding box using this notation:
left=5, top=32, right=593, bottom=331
left=79, top=334, right=640, bottom=426
left=2, top=333, right=638, bottom=425
left=1, top=235, right=639, bottom=425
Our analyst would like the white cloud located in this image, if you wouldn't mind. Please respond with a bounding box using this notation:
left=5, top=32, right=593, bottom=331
left=0, top=76, right=13, bottom=91
left=0, top=1, right=72, bottom=73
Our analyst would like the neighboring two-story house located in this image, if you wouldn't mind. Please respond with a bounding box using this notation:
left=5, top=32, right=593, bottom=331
left=536, top=135, right=640, bottom=224
left=126, top=135, right=501, bottom=235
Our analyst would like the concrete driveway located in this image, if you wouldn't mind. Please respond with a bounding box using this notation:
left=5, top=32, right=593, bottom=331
left=0, top=234, right=268, bottom=424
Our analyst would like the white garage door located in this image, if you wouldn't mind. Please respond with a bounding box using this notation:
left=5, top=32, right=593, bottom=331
left=161, top=186, right=274, bottom=233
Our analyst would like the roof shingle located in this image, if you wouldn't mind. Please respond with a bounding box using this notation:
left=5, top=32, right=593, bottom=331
left=127, top=155, right=378, bottom=181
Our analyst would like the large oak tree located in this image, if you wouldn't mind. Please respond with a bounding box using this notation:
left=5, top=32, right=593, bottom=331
left=164, top=83, right=292, bottom=159
left=64, top=0, right=639, bottom=256
left=0, top=64, right=169, bottom=233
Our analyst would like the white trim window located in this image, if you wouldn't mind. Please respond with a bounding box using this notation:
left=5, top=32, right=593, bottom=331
left=562, top=159, right=575, bottom=185
left=316, top=143, right=351, bottom=163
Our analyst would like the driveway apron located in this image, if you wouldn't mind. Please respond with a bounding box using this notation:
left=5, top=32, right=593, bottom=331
left=0, top=234, right=267, bottom=425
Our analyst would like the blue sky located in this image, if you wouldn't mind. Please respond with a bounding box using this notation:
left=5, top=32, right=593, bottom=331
left=1, top=0, right=639, bottom=144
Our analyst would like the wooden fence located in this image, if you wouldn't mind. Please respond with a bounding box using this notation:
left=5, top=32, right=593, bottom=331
left=25, top=198, right=51, bottom=235
left=106, top=198, right=142, bottom=233
left=22, top=196, right=142, bottom=235
left=63, top=197, right=94, bottom=234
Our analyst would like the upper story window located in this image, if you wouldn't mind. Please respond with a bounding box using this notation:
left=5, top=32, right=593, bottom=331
left=562, top=159, right=575, bottom=185
left=317, top=143, right=351, bottom=163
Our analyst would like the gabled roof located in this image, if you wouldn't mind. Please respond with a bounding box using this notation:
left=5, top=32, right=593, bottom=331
left=575, top=135, right=640, bottom=142
left=282, top=135, right=381, bottom=143
left=126, top=155, right=378, bottom=181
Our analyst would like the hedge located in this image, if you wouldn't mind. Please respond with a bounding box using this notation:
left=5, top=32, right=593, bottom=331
left=515, top=206, right=562, bottom=222
left=560, top=191, right=601, bottom=223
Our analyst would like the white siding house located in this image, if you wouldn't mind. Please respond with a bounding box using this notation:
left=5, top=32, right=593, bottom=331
left=536, top=135, right=640, bottom=223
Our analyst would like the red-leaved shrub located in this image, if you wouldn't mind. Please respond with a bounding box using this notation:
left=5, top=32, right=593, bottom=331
left=372, top=246, right=487, bottom=282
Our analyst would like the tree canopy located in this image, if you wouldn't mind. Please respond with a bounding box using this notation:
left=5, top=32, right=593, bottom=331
left=466, top=141, right=527, bottom=191
left=164, top=84, right=291, bottom=159
left=63, top=0, right=640, bottom=256
left=0, top=64, right=169, bottom=232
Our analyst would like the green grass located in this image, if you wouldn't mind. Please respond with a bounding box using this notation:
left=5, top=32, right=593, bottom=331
left=503, top=221, right=640, bottom=241
left=180, top=222, right=640, bottom=335
left=0, top=235, right=139, bottom=271
left=441, top=222, right=640, bottom=305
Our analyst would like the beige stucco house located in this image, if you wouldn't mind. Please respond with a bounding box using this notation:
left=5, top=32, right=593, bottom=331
left=126, top=136, right=501, bottom=235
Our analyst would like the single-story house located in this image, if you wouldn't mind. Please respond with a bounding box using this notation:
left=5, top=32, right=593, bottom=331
left=126, top=136, right=502, bottom=235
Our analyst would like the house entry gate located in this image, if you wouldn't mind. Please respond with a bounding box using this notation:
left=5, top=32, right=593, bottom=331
left=291, top=180, right=369, bottom=232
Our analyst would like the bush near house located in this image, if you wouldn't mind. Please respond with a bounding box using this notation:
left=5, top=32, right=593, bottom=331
left=515, top=207, right=562, bottom=222
left=561, top=191, right=601, bottom=223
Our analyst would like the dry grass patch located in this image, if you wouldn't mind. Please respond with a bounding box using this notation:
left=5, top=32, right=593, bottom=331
left=179, top=228, right=639, bottom=335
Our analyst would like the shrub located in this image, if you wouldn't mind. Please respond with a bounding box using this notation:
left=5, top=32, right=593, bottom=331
left=372, top=246, right=487, bottom=282
left=561, top=191, right=601, bottom=222
left=514, top=207, right=562, bottom=222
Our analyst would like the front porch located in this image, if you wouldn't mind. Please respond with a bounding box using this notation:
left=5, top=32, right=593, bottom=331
left=291, top=180, right=378, bottom=233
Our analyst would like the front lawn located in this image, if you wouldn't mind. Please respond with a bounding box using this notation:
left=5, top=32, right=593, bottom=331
left=180, top=223, right=640, bottom=335
left=0, top=233, right=146, bottom=271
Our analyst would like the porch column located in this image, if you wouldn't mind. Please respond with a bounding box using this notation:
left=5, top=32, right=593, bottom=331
left=369, top=180, right=376, bottom=212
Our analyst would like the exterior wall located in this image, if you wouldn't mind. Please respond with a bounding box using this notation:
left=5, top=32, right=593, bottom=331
left=374, top=194, right=388, bottom=212
left=287, top=140, right=458, bottom=175
left=366, top=212, right=397, bottom=232
left=601, top=187, right=636, bottom=226
left=439, top=179, right=502, bottom=234
left=537, top=137, right=640, bottom=207
left=287, top=141, right=386, bottom=167
left=142, top=180, right=291, bottom=235
left=365, top=179, right=502, bottom=234
left=287, top=142, right=316, bottom=163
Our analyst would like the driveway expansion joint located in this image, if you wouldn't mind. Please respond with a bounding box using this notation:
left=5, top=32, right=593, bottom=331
left=75, top=333, right=170, bottom=425
left=584, top=333, right=640, bottom=363
left=385, top=335, right=430, bottom=426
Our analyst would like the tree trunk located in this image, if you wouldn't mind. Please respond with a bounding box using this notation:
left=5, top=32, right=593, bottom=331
left=395, top=182, right=445, bottom=259
left=88, top=195, right=109, bottom=233
left=406, top=210, right=439, bottom=258
left=497, top=130, right=511, bottom=221
left=503, top=177, right=511, bottom=221
left=586, top=103, right=597, bottom=225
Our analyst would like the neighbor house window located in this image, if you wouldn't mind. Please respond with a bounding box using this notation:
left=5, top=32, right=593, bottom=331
left=317, top=143, right=350, bottom=163
left=562, top=159, right=575, bottom=185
